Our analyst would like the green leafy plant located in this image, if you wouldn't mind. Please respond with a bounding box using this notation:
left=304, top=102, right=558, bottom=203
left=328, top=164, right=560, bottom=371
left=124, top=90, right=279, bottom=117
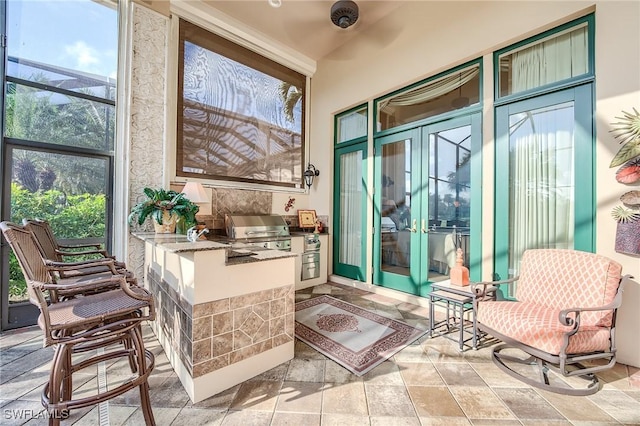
left=128, top=187, right=199, bottom=227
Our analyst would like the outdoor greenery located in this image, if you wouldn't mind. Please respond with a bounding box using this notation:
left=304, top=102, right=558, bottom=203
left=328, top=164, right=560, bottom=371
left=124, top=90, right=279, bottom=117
left=8, top=182, right=106, bottom=302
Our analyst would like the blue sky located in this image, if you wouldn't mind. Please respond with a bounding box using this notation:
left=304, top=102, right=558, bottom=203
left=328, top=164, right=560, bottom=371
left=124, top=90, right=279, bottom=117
left=7, top=0, right=118, bottom=79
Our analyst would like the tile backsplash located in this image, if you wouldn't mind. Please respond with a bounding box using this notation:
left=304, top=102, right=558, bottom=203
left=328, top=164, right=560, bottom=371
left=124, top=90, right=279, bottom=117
left=173, top=184, right=327, bottom=234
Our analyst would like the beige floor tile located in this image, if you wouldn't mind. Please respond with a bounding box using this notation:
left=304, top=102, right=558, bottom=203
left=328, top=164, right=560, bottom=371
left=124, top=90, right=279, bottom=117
left=435, top=362, right=487, bottom=387
left=418, top=417, right=472, bottom=425
left=294, top=339, right=327, bottom=360
left=148, top=374, right=191, bottom=408
left=392, top=341, right=429, bottom=363
left=493, top=388, right=565, bottom=421
left=230, top=379, right=282, bottom=411
left=361, top=360, right=404, bottom=385
left=536, top=389, right=617, bottom=422
left=520, top=421, right=572, bottom=425
left=274, top=381, right=324, bottom=414
left=285, top=358, right=325, bottom=382
left=397, top=361, right=446, bottom=386
left=468, top=420, right=522, bottom=425
left=322, top=381, right=367, bottom=415
left=369, top=416, right=421, bottom=425
left=121, top=407, right=181, bottom=425
left=423, top=341, right=469, bottom=363
left=365, top=384, right=416, bottom=417
left=449, top=386, right=515, bottom=420
left=629, top=366, right=640, bottom=388
left=470, top=362, right=527, bottom=387
left=407, top=385, right=465, bottom=417
left=271, top=411, right=321, bottom=426
left=220, top=410, right=273, bottom=426
left=171, top=407, right=226, bottom=426
left=324, top=359, right=364, bottom=383
left=320, top=413, right=371, bottom=426
left=598, top=362, right=633, bottom=390
left=72, top=404, right=138, bottom=426
left=587, top=389, right=640, bottom=424
left=186, top=384, right=240, bottom=410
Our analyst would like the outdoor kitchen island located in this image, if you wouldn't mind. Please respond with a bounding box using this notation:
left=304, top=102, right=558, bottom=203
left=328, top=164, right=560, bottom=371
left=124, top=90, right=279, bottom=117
left=132, top=232, right=297, bottom=403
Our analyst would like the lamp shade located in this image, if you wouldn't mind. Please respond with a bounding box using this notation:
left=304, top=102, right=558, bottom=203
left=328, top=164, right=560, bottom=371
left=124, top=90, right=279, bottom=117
left=181, top=182, right=208, bottom=203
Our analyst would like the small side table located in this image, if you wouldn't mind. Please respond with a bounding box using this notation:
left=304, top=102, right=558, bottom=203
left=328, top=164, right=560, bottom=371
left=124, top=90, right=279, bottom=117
left=428, top=281, right=496, bottom=351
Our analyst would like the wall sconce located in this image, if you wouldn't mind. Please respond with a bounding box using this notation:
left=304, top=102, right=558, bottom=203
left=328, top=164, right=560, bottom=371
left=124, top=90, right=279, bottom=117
left=303, top=163, right=320, bottom=188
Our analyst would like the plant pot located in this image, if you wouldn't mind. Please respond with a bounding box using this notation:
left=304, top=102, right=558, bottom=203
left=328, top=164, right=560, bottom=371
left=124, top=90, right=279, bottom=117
left=153, top=210, right=178, bottom=233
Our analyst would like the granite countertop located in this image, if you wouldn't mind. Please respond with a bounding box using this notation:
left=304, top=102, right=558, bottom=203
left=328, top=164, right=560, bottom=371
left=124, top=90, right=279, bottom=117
left=131, top=232, right=297, bottom=265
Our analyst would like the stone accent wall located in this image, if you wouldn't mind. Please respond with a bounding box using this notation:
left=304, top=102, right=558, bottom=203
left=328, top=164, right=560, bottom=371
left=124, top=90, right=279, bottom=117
left=148, top=269, right=295, bottom=378
left=127, top=4, right=169, bottom=278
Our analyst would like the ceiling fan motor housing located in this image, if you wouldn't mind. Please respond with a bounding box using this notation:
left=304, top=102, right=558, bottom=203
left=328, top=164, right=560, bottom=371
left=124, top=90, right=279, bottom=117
left=331, top=0, right=359, bottom=29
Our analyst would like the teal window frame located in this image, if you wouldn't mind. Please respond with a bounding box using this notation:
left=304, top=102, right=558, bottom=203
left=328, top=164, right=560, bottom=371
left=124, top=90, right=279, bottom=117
left=493, top=14, right=595, bottom=104
left=493, top=14, right=595, bottom=294
left=333, top=104, right=369, bottom=280
left=374, top=59, right=483, bottom=137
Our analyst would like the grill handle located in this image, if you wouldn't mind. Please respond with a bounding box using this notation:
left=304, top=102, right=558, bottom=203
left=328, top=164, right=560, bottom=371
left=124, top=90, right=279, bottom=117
left=245, top=230, right=282, bottom=236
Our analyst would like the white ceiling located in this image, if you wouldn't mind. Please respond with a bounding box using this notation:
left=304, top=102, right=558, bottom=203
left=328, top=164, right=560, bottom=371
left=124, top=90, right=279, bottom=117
left=202, top=1, right=406, bottom=61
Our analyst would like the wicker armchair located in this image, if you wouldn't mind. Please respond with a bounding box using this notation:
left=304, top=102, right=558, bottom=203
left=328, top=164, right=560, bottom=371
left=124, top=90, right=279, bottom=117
left=474, top=249, right=632, bottom=395
left=1, top=221, right=156, bottom=425
left=23, top=218, right=137, bottom=295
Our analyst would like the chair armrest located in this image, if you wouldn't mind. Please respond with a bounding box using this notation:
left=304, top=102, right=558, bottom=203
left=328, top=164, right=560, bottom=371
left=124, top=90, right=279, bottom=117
left=558, top=275, right=631, bottom=327
left=57, top=243, right=103, bottom=250
left=42, top=275, right=124, bottom=295
left=44, top=258, right=119, bottom=274
left=471, top=276, right=518, bottom=299
left=56, top=248, right=111, bottom=258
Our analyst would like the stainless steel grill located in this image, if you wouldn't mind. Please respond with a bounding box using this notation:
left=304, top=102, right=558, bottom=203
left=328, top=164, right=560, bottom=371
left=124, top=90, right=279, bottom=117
left=224, top=214, right=291, bottom=251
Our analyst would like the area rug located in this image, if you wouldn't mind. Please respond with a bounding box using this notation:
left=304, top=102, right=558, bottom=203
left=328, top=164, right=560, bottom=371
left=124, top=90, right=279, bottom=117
left=295, top=295, right=427, bottom=376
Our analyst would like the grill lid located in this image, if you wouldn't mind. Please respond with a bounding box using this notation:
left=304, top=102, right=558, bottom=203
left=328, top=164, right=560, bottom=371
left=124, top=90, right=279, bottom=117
left=225, top=214, right=290, bottom=240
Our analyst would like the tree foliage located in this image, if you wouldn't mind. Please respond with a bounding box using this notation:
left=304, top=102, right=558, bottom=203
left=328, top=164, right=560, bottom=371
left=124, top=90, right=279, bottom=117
left=8, top=182, right=106, bottom=302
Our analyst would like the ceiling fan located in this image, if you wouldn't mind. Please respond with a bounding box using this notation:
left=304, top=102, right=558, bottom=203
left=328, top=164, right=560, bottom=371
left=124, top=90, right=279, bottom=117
left=330, top=0, right=359, bottom=29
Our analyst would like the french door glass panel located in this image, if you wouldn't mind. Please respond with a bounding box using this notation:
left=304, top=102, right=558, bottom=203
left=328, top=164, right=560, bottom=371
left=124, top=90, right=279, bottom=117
left=374, top=116, right=479, bottom=297
left=379, top=136, right=413, bottom=277
left=428, top=125, right=472, bottom=275
left=333, top=145, right=367, bottom=280
left=374, top=129, right=421, bottom=295
left=495, top=86, right=593, bottom=285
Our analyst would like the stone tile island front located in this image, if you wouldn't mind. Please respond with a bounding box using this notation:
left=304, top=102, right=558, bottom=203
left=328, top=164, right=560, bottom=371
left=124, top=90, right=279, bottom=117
left=133, top=233, right=297, bottom=402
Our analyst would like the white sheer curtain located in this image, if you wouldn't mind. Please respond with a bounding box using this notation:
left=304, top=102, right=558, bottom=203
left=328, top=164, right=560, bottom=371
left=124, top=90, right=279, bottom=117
left=339, top=151, right=363, bottom=266
left=511, top=26, right=587, bottom=93
left=505, top=25, right=584, bottom=277
left=379, top=66, right=479, bottom=114
left=339, top=112, right=367, bottom=143
left=508, top=104, right=575, bottom=276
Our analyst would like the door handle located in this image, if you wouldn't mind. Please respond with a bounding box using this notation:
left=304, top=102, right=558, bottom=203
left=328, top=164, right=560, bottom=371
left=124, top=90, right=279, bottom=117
left=411, top=219, right=417, bottom=233
left=421, top=219, right=428, bottom=233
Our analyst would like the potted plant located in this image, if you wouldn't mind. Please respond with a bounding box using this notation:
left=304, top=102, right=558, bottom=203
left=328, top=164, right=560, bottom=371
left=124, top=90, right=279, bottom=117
left=128, top=187, right=199, bottom=233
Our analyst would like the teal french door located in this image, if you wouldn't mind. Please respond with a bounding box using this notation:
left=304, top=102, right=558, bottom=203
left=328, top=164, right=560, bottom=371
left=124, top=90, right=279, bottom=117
left=373, top=114, right=481, bottom=296
left=494, top=85, right=594, bottom=287
left=333, top=143, right=368, bottom=280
